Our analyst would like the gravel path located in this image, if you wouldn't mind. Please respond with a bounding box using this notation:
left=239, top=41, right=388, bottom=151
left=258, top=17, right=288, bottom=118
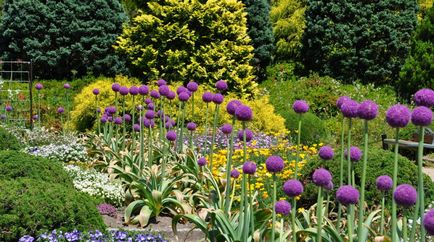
left=423, top=167, right=434, bottom=181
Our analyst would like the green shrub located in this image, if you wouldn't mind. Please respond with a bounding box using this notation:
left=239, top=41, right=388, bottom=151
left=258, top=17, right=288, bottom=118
left=265, top=62, right=298, bottom=82
left=0, top=126, right=22, bottom=150
left=299, top=147, right=434, bottom=209
left=281, top=110, right=330, bottom=145
left=0, top=178, right=105, bottom=241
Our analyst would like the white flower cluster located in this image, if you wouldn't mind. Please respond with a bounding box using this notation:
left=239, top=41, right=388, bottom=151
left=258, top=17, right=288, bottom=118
left=64, top=165, right=125, bottom=207
left=26, top=142, right=89, bottom=162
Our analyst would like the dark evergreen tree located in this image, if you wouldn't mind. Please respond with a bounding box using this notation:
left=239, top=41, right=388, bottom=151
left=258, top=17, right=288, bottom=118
left=243, top=0, right=274, bottom=81
left=302, top=0, right=418, bottom=85
left=0, top=0, right=127, bottom=79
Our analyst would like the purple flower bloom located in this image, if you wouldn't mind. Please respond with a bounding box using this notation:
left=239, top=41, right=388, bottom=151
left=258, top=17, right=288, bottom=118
left=139, top=85, right=149, bottom=95
left=165, top=121, right=174, bottom=129
left=0, top=114, right=5, bottom=120
left=63, top=83, right=71, bottom=89
left=213, top=93, right=224, bottom=104
left=129, top=86, right=139, bottom=95
left=112, top=83, right=121, bottom=92
left=35, top=83, right=43, bottom=90
left=376, top=175, right=393, bottom=191
left=226, top=100, right=242, bottom=115
left=325, top=181, right=334, bottom=191
left=336, top=96, right=351, bottom=110
left=145, top=110, right=155, bottom=119
left=144, top=98, right=152, bottom=105
left=147, top=103, right=155, bottom=110
left=231, top=169, right=240, bottom=178
left=106, top=106, right=116, bottom=115
left=119, top=86, right=129, bottom=96
left=166, top=130, right=177, bottom=141
left=158, top=85, right=170, bottom=96
left=215, top=80, right=228, bottom=91
left=19, top=235, right=34, bottom=242
left=133, top=124, right=141, bottom=132
left=341, top=99, right=359, bottom=118
left=187, top=122, right=197, bottom=131
left=167, top=91, right=176, bottom=100
left=5, top=105, right=12, bottom=112
left=414, top=88, right=434, bottom=107
left=150, top=90, right=160, bottom=99
left=143, top=118, right=155, bottom=128
left=177, top=86, right=188, bottom=95
left=187, top=81, right=198, bottom=92
left=235, top=105, right=253, bottom=121
left=157, top=79, right=167, bottom=86
left=114, top=117, right=123, bottom=125
left=344, top=146, right=362, bottom=162
left=123, top=114, right=131, bottom=122
left=64, top=229, right=81, bottom=241
left=92, top=88, right=100, bottom=95
left=283, top=179, right=304, bottom=197
left=312, top=168, right=332, bottom=187
left=393, top=184, right=417, bottom=207
left=178, top=92, right=190, bottom=102
left=423, top=209, right=434, bottom=236
left=238, top=128, right=253, bottom=142
left=336, top=185, right=359, bottom=205
left=265, top=155, right=285, bottom=173
left=358, top=100, right=378, bottom=120
left=97, top=203, right=117, bottom=217
left=292, top=100, right=309, bottom=114
left=411, top=106, right=433, bottom=126
left=243, top=161, right=257, bottom=175
left=386, top=104, right=411, bottom=128
left=113, top=231, right=128, bottom=240
left=198, top=157, right=207, bottom=167
left=32, top=114, right=38, bottom=120
left=57, top=107, right=64, bottom=114
left=319, top=145, right=334, bottom=160
left=202, top=92, right=214, bottom=103
left=100, top=116, right=108, bottom=123
left=221, top=123, right=233, bottom=135
left=275, top=200, right=291, bottom=216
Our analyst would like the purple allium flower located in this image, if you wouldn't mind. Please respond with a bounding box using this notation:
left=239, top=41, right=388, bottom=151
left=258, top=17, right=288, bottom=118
left=157, top=79, right=167, bottom=86
left=32, top=114, right=38, bottom=120
left=336, top=185, right=360, bottom=205
left=265, top=155, right=285, bottom=173
left=344, top=146, right=362, bottom=162
left=275, top=200, right=291, bottom=216
left=187, top=81, right=198, bottom=92
left=319, top=146, right=334, bottom=160
left=376, top=175, right=393, bottom=191
left=423, top=209, right=434, bottom=235
left=414, top=88, right=434, bottom=107
left=145, top=110, right=155, bottom=119
left=136, top=105, right=143, bottom=111
left=107, top=116, right=113, bottom=122
left=133, top=123, right=141, bottom=132
left=202, top=92, right=214, bottom=103
left=312, top=168, right=332, bottom=187
left=123, top=114, right=131, bottom=122
left=63, top=83, right=71, bottom=89
left=112, top=83, right=121, bottom=92
left=176, top=86, right=188, bottom=95
left=213, top=93, right=224, bottom=104
left=336, top=96, right=351, bottom=110
left=283, top=179, right=304, bottom=197
left=226, top=100, right=243, bottom=115
left=235, top=105, right=253, bottom=121
left=147, top=103, right=155, bottom=110
left=178, top=92, right=190, bottom=102
left=393, top=184, right=417, bottom=207
left=5, top=105, right=12, bottom=112
left=386, top=104, right=411, bottom=128
left=341, top=99, right=359, bottom=118
left=292, top=100, right=309, bottom=114
left=221, top=123, right=233, bottom=135
left=198, top=157, right=207, bottom=167
left=18, top=235, right=34, bottom=242
left=231, top=169, right=240, bottom=178
left=119, top=86, right=129, bottom=96
left=92, top=88, right=100, bottom=95
left=129, top=86, right=139, bottom=95
left=97, top=203, right=117, bottom=217
left=187, top=122, right=197, bottom=131
left=139, top=85, right=149, bottom=95
left=325, top=181, right=334, bottom=191
left=238, top=128, right=253, bottom=142
left=143, top=118, right=155, bottom=128
left=158, top=85, right=170, bottom=96
left=358, top=100, right=378, bottom=120
left=114, top=117, right=123, bottom=125
left=167, top=91, right=176, bottom=100
left=166, top=130, right=177, bottom=141
left=411, top=106, right=433, bottom=126
left=165, top=121, right=174, bottom=129
left=216, top=80, right=228, bottom=91
left=242, top=161, right=257, bottom=175
left=150, top=90, right=160, bottom=99
left=106, top=106, right=116, bottom=115
left=57, top=107, right=64, bottom=114
left=145, top=98, right=152, bottom=105
left=35, top=83, right=43, bottom=90
left=100, top=116, right=108, bottom=123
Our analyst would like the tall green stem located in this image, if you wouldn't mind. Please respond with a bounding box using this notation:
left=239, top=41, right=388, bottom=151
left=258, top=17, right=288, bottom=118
left=224, top=116, right=236, bottom=214
left=417, top=126, right=426, bottom=240
left=203, top=103, right=209, bottom=156
left=392, top=128, right=399, bottom=242
left=37, top=91, right=41, bottom=126
left=272, top=174, right=277, bottom=242
left=122, top=96, right=126, bottom=148
left=291, top=197, right=296, bottom=242
left=139, top=109, right=144, bottom=170
left=403, top=215, right=408, bottom=242
left=96, top=95, right=100, bottom=134
left=316, top=187, right=323, bottom=242
left=347, top=118, right=352, bottom=185
left=242, top=122, right=250, bottom=240
left=337, top=116, right=346, bottom=229
left=348, top=205, right=354, bottom=242
left=249, top=175, right=254, bottom=235
left=209, top=104, right=220, bottom=171
left=380, top=194, right=385, bottom=235
left=179, top=103, right=186, bottom=152
left=358, top=120, right=369, bottom=241
left=148, top=127, right=152, bottom=167
left=294, top=114, right=302, bottom=179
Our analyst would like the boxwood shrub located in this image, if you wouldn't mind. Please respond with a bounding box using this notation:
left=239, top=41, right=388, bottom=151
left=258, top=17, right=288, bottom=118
left=0, top=126, right=22, bottom=150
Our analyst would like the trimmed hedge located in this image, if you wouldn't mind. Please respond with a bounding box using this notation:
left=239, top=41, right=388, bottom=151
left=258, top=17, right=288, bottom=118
left=0, top=126, right=22, bottom=151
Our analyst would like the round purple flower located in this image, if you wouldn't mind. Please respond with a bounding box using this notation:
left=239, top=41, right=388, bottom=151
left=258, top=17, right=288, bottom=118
left=178, top=92, right=190, bottom=102
left=275, top=200, right=291, bottom=216
left=143, top=118, right=155, bottom=128
left=63, top=83, right=71, bottom=89
left=242, top=161, right=257, bottom=175
left=119, top=86, right=129, bottom=96
left=147, top=103, right=155, bottom=110
left=112, top=83, right=121, bottom=92
left=187, top=81, right=198, bottom=92
left=165, top=121, right=174, bottom=129
left=312, top=168, right=332, bottom=187
left=336, top=96, right=351, bottom=110
left=150, top=90, right=160, bottom=99
left=106, top=106, right=116, bottom=115
left=158, top=85, right=170, bottom=97
left=123, top=114, right=131, bottom=122
left=336, top=185, right=360, bottom=205
left=167, top=91, right=176, bottom=100
left=414, top=88, right=434, bottom=107
left=57, top=107, right=64, bottom=114
left=230, top=169, right=240, bottom=179
left=100, top=116, right=108, bottom=123
left=145, top=110, right=155, bottom=119
left=344, top=146, right=362, bottom=162
left=139, top=85, right=149, bottom=95
left=32, top=114, right=38, bottom=120
left=226, top=100, right=242, bottom=115
left=202, top=92, right=214, bottom=103
left=114, top=117, right=123, bottom=125
left=166, top=130, right=177, bottom=141
left=198, top=157, right=207, bottom=167
left=133, top=124, right=141, bottom=132
left=411, top=106, right=433, bottom=126
left=187, top=122, right=197, bottom=131
left=386, top=104, right=411, bottom=128
left=292, top=100, right=309, bottom=114
left=283, top=179, right=304, bottom=197
left=376, top=175, right=393, bottom=191
left=107, top=116, right=113, bottom=122
left=423, top=209, right=434, bottom=235
left=235, top=105, right=253, bottom=121
left=177, top=86, right=188, bottom=95
left=157, top=79, right=167, bottom=86
left=92, top=88, right=100, bottom=95
left=215, top=80, right=228, bottom=91
left=341, top=99, right=359, bottom=118
left=393, top=184, right=417, bottom=207
left=129, top=86, right=139, bottom=95
left=144, top=98, right=152, bottom=105
left=265, top=155, right=285, bottom=173
left=5, top=105, right=12, bottom=112
left=319, top=146, right=334, bottom=160
left=357, top=100, right=378, bottom=120
left=221, top=123, right=233, bottom=135
left=325, top=181, right=334, bottom=191
left=238, top=128, right=253, bottom=142
left=213, top=93, right=224, bottom=104
left=35, top=83, right=43, bottom=90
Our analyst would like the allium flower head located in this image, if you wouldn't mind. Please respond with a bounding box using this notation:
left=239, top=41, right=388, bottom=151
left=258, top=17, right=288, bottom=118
left=319, top=146, right=334, bottom=160
left=57, top=107, right=64, bottom=114
left=178, top=92, right=190, bottom=102
left=215, top=80, right=228, bottom=91
left=167, top=91, right=176, bottom=100
left=100, top=116, right=108, bottom=123
left=5, top=105, right=12, bottom=112
left=414, top=88, right=434, bottom=107
left=312, top=168, right=332, bottom=187
left=165, top=121, right=174, bottom=129
left=238, top=128, right=253, bottom=142
left=105, top=106, right=116, bottom=115
left=114, top=117, right=122, bottom=125
left=32, top=114, right=38, bottom=120
left=411, top=106, right=433, bottom=126
left=336, top=185, right=359, bottom=205
left=386, top=104, right=411, bottom=128
left=283, top=179, right=304, bottom=197
left=393, top=184, right=417, bottom=207
left=275, top=200, right=291, bottom=216
left=325, top=181, right=334, bottom=191
left=92, top=88, right=100, bottom=95
left=145, top=110, right=155, bottom=119
left=147, top=103, right=155, bottom=110
left=187, top=81, right=198, bottom=92
left=336, top=96, right=351, bottom=110
left=344, top=146, right=362, bottom=162
left=133, top=124, right=141, bottom=132
left=226, top=100, right=242, bottom=115
left=112, top=83, right=121, bottom=92
left=177, top=86, right=188, bottom=95
left=376, top=175, right=393, bottom=191
left=341, top=99, right=359, bottom=118
left=187, top=122, right=197, bottom=131
left=119, top=86, right=129, bottom=96
left=166, top=130, right=177, bottom=141
left=358, top=100, right=378, bottom=120
left=292, top=100, right=309, bottom=114
left=63, top=83, right=71, bottom=89
left=213, top=93, right=224, bottom=104
left=150, top=90, right=160, bottom=99
left=129, top=86, right=139, bottom=95
left=265, top=155, right=285, bottom=173
left=221, top=123, right=233, bottom=135
left=145, top=98, right=152, bottom=105
left=242, top=161, right=257, bottom=175
left=235, top=105, right=253, bottom=121
left=202, top=92, right=214, bottom=103
left=143, top=118, right=155, bottom=128
left=198, top=157, right=207, bottom=167
left=157, top=79, right=167, bottom=86
left=423, top=209, right=434, bottom=235
left=231, top=169, right=240, bottom=178
left=35, top=83, right=43, bottom=90
left=158, top=85, right=170, bottom=97
left=139, top=85, right=149, bottom=95
left=123, top=114, right=131, bottom=122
